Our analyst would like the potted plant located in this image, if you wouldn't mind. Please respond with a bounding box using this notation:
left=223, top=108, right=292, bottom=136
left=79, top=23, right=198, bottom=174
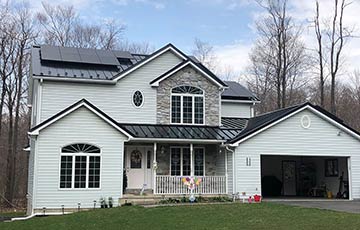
left=100, top=197, right=105, bottom=208
left=108, top=197, right=113, bottom=208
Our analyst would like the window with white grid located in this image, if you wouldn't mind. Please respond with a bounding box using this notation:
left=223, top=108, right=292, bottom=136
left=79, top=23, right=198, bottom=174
left=60, top=143, right=101, bottom=189
left=171, top=86, right=204, bottom=125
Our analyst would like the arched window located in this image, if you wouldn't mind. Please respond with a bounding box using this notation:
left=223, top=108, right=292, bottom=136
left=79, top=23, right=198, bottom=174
left=60, top=143, right=101, bottom=189
left=171, top=86, right=204, bottom=124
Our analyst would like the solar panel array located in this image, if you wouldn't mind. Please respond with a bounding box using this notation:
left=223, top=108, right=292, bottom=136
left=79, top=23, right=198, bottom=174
left=40, top=45, right=134, bottom=66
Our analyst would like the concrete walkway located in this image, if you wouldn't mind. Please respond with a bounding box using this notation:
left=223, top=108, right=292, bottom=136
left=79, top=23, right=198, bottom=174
left=269, top=200, right=360, bottom=214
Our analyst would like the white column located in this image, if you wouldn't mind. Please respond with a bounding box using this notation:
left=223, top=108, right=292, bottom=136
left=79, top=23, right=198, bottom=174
left=153, top=143, right=157, bottom=194
left=225, top=148, right=228, bottom=194
left=190, top=143, right=194, bottom=177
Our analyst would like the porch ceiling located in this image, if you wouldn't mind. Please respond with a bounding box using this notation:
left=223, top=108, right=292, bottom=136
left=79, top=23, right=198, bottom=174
left=119, top=123, right=242, bottom=141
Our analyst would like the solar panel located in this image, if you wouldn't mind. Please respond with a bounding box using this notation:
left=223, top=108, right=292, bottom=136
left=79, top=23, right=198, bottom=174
left=41, top=46, right=62, bottom=61
left=112, top=50, right=133, bottom=59
left=78, top=48, right=101, bottom=64
left=60, top=47, right=81, bottom=62
left=95, top=49, right=120, bottom=66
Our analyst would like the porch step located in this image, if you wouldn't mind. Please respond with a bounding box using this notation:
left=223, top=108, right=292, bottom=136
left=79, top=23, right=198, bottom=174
left=120, top=195, right=162, bottom=205
left=125, top=189, right=153, bottom=196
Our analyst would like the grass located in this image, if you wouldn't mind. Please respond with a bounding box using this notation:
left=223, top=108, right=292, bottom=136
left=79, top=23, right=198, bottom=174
left=1, top=203, right=360, bottom=230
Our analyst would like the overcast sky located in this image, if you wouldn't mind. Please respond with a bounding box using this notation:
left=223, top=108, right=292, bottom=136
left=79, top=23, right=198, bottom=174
left=28, top=0, right=360, bottom=79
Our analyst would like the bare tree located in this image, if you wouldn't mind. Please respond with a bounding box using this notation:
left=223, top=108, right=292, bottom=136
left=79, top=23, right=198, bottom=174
left=191, top=38, right=217, bottom=72
left=37, top=2, right=125, bottom=49
left=314, top=0, right=353, bottom=114
left=314, top=1, right=326, bottom=107
left=248, top=0, right=309, bottom=111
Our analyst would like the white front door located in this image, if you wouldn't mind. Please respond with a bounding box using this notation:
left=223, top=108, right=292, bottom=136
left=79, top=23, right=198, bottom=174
left=126, top=146, right=153, bottom=189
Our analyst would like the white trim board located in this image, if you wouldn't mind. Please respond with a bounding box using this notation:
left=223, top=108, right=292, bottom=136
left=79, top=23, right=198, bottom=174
left=150, top=61, right=226, bottom=88
left=231, top=105, right=360, bottom=146
left=28, top=101, right=133, bottom=139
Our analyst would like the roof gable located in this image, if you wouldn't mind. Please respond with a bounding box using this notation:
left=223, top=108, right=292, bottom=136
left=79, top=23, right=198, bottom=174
left=150, top=60, right=227, bottom=88
left=230, top=102, right=360, bottom=145
left=29, top=99, right=132, bottom=138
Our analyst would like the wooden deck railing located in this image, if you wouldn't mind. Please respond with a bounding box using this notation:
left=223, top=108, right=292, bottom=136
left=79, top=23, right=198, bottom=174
left=154, top=176, right=227, bottom=195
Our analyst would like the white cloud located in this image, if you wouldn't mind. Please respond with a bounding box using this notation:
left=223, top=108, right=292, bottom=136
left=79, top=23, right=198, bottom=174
left=214, top=0, right=360, bottom=82
left=213, top=41, right=253, bottom=78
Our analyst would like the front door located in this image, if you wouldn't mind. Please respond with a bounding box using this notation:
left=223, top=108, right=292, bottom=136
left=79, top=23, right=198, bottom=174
left=126, top=146, right=153, bottom=189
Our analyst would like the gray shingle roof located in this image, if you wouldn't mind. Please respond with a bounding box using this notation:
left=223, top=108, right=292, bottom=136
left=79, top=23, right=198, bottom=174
left=222, top=81, right=259, bottom=101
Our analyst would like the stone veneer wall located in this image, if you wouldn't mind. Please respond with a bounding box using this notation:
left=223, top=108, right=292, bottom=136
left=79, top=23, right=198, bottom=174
left=156, top=66, right=220, bottom=126
left=156, top=144, right=221, bottom=176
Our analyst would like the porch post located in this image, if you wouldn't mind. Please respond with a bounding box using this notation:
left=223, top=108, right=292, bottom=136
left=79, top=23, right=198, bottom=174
left=190, top=143, right=194, bottom=176
left=153, top=143, right=157, bottom=194
left=224, top=148, right=228, bottom=194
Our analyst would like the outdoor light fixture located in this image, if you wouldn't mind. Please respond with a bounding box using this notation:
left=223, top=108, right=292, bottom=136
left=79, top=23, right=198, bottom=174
left=78, top=202, right=81, bottom=212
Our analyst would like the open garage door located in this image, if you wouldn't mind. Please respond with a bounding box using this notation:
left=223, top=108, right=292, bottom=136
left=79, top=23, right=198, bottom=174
left=261, top=155, right=350, bottom=199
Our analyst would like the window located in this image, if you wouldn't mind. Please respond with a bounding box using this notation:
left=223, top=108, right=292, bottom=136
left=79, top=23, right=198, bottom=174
left=60, top=143, right=101, bottom=189
left=130, top=150, right=142, bottom=169
left=194, top=148, right=204, bottom=176
left=132, top=90, right=143, bottom=107
left=170, top=147, right=205, bottom=176
left=147, top=150, right=151, bottom=169
left=170, top=148, right=181, bottom=176
left=171, top=86, right=204, bottom=124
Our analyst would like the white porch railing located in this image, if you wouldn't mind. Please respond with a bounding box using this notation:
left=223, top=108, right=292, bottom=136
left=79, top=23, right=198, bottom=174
left=154, top=176, right=227, bottom=195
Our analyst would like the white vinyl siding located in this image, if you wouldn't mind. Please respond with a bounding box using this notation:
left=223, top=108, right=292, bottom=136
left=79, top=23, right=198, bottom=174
left=234, top=109, right=360, bottom=199
left=27, top=138, right=36, bottom=215
left=33, top=107, right=127, bottom=210
left=40, top=51, right=182, bottom=123
left=221, top=102, right=251, bottom=118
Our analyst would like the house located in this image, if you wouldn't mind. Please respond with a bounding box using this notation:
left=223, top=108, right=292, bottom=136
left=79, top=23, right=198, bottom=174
left=27, top=43, right=360, bottom=214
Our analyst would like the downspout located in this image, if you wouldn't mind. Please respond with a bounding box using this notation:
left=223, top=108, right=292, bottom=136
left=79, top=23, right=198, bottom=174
left=224, top=145, right=235, bottom=196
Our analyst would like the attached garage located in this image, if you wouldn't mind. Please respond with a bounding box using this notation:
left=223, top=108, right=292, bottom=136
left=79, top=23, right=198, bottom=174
left=261, top=155, right=350, bottom=199
left=230, top=103, right=360, bottom=200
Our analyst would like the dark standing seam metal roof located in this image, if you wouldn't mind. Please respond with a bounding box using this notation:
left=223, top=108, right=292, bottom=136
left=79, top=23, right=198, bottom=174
left=119, top=123, right=243, bottom=141
left=31, top=45, right=147, bottom=80
left=222, top=81, right=259, bottom=101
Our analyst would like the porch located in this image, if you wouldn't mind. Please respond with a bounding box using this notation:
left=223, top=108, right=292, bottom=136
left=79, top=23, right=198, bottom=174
left=124, top=143, right=230, bottom=195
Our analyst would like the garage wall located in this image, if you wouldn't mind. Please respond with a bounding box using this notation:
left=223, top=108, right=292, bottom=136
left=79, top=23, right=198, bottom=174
left=234, top=109, right=360, bottom=199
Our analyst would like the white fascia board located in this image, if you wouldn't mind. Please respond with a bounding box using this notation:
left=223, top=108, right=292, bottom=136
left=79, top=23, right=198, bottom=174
left=28, top=102, right=133, bottom=139
left=221, top=99, right=261, bottom=104
left=129, top=138, right=225, bottom=143
left=32, top=75, right=116, bottom=84
left=113, top=46, right=187, bottom=82
left=151, top=61, right=226, bottom=88
left=230, top=105, right=360, bottom=147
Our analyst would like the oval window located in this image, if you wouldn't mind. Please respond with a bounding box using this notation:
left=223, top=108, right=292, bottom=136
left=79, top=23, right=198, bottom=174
left=133, top=91, right=143, bottom=107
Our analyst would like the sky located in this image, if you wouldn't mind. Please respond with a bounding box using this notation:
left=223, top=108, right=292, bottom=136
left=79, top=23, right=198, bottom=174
left=27, top=0, right=360, bottom=80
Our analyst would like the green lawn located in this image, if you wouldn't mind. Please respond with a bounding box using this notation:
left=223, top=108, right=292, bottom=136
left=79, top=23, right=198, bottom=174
left=1, top=203, right=360, bottom=230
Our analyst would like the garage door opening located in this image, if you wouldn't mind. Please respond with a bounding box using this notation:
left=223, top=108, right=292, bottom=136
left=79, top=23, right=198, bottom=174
left=261, top=155, right=350, bottom=199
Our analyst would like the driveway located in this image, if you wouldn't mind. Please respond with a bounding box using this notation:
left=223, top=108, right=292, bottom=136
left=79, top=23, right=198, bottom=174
left=269, top=200, right=360, bottom=214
